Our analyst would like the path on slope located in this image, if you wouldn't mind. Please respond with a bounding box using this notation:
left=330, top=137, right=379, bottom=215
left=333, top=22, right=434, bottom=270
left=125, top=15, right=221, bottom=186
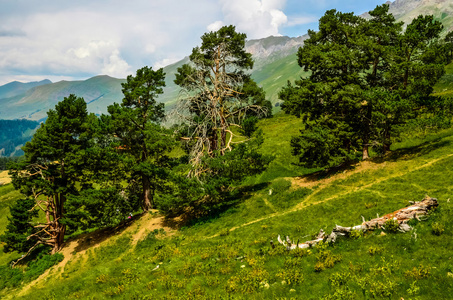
left=207, top=153, right=453, bottom=238
left=14, top=213, right=173, bottom=298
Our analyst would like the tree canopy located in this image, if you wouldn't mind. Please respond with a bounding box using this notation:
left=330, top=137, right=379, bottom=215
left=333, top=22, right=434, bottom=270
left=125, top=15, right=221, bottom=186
left=8, top=94, right=93, bottom=255
left=280, top=4, right=447, bottom=169
left=174, top=25, right=270, bottom=178
left=105, top=66, right=175, bottom=211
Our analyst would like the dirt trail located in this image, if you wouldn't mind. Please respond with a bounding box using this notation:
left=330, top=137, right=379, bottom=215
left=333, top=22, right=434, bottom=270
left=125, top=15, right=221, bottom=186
left=14, top=212, right=173, bottom=298
left=12, top=153, right=453, bottom=296
left=0, top=170, right=11, bottom=185
left=207, top=153, right=453, bottom=238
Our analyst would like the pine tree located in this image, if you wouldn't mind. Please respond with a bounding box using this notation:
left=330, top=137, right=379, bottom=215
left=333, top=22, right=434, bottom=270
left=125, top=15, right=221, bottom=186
left=106, top=66, right=175, bottom=211
left=0, top=198, right=38, bottom=254
left=174, top=25, right=269, bottom=177
left=279, top=5, right=447, bottom=169
left=9, top=94, right=92, bottom=254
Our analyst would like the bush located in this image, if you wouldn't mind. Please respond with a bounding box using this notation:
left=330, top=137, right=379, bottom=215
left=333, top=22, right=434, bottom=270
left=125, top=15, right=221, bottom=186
left=431, top=222, right=445, bottom=236
left=383, top=219, right=400, bottom=233
left=25, top=253, right=64, bottom=280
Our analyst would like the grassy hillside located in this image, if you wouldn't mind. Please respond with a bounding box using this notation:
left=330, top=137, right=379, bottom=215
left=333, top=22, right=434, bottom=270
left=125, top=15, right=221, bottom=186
left=0, top=112, right=452, bottom=299
left=0, top=80, right=51, bottom=100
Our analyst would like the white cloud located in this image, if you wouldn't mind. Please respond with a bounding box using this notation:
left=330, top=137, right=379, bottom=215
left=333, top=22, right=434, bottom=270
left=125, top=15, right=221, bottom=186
left=218, top=0, right=288, bottom=39
left=102, top=50, right=132, bottom=78
left=0, top=1, right=221, bottom=84
left=207, top=21, right=225, bottom=32
left=154, top=57, right=181, bottom=70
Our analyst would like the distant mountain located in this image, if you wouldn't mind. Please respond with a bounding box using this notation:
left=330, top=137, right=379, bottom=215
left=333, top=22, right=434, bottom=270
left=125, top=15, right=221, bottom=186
left=0, top=79, right=51, bottom=100
left=2, top=0, right=452, bottom=121
left=364, top=0, right=453, bottom=32
left=0, top=76, right=125, bottom=121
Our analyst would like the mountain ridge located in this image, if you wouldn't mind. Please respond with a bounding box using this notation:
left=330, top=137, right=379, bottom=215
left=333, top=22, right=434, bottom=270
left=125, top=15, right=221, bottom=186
left=2, top=0, right=452, bottom=121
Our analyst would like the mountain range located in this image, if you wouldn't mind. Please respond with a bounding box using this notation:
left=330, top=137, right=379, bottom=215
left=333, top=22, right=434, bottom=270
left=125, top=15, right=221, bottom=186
left=2, top=0, right=451, bottom=122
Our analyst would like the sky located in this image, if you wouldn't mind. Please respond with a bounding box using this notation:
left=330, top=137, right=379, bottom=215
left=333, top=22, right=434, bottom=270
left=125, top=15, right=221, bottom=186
left=0, top=0, right=389, bottom=86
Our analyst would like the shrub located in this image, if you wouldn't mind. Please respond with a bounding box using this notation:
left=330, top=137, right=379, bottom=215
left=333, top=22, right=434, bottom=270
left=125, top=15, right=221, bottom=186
left=368, top=246, right=384, bottom=256
left=432, top=222, right=445, bottom=236
left=383, top=219, right=400, bottom=233
left=25, top=253, right=64, bottom=280
left=276, top=267, right=304, bottom=285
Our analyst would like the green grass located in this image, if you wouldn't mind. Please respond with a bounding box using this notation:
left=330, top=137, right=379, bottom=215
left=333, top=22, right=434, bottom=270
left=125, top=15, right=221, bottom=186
left=433, top=62, right=453, bottom=97
left=0, top=184, right=22, bottom=266
left=1, top=117, right=452, bottom=299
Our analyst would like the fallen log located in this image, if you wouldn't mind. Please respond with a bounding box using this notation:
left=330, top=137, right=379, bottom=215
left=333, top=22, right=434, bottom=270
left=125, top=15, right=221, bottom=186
left=277, top=196, right=438, bottom=250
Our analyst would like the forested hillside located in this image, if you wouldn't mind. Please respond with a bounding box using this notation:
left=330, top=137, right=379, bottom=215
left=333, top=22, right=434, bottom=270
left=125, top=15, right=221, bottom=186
left=0, top=120, right=39, bottom=157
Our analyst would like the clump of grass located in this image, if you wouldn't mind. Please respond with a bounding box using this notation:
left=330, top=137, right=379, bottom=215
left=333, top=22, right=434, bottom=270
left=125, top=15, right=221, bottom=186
left=431, top=222, right=445, bottom=236
left=383, top=219, right=400, bottom=233
left=405, top=265, right=431, bottom=280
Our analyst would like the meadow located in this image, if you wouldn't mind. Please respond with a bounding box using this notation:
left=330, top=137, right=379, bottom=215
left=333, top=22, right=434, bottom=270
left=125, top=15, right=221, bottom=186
left=0, top=111, right=452, bottom=299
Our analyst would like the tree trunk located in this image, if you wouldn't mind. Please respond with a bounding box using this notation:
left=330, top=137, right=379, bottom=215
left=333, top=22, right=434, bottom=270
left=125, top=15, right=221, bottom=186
left=382, top=127, right=391, bottom=153
left=362, top=97, right=373, bottom=160
left=362, top=144, right=370, bottom=160
left=142, top=175, right=153, bottom=211
left=52, top=194, right=66, bottom=253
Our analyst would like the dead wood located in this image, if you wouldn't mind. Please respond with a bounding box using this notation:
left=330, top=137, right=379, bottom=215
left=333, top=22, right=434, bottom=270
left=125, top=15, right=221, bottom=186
left=277, top=196, right=438, bottom=250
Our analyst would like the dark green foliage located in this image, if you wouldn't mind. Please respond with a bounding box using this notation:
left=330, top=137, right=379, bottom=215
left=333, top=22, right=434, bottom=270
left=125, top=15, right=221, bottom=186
left=280, top=5, right=448, bottom=168
left=65, top=188, right=135, bottom=231
left=170, top=26, right=271, bottom=217
left=0, top=253, right=63, bottom=290
left=24, top=253, right=64, bottom=280
left=105, top=66, right=175, bottom=211
left=8, top=94, right=95, bottom=253
left=0, top=198, right=38, bottom=253
left=159, top=136, right=272, bottom=218
left=239, top=116, right=259, bottom=138
left=174, top=25, right=270, bottom=171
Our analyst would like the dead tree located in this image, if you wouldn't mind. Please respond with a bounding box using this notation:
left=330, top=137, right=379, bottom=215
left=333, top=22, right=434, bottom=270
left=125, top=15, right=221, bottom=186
left=277, top=196, right=438, bottom=250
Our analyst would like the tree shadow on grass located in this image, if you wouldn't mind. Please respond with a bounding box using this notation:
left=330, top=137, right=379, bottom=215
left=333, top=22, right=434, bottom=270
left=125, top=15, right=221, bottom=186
left=294, top=161, right=358, bottom=184
left=69, top=213, right=145, bottom=253
left=294, top=138, right=451, bottom=184
left=162, top=182, right=271, bottom=229
left=372, top=138, right=451, bottom=164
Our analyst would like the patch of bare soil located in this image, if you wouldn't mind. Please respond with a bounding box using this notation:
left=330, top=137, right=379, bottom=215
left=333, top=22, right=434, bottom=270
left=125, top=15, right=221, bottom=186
left=15, top=212, right=175, bottom=298
left=291, top=160, right=388, bottom=189
left=0, top=170, right=11, bottom=185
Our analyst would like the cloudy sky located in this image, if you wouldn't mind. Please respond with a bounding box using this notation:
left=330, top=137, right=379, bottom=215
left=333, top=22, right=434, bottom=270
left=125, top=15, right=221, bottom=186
left=0, top=0, right=388, bottom=85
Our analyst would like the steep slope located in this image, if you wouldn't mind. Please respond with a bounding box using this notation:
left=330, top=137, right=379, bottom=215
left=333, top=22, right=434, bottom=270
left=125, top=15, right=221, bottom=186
left=1, top=115, right=452, bottom=299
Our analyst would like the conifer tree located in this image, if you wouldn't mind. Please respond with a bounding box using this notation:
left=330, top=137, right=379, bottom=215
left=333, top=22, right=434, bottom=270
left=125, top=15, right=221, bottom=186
left=280, top=5, right=447, bottom=169
left=0, top=198, right=38, bottom=254
left=9, top=94, right=92, bottom=255
left=106, top=66, right=175, bottom=211
left=174, top=25, right=269, bottom=178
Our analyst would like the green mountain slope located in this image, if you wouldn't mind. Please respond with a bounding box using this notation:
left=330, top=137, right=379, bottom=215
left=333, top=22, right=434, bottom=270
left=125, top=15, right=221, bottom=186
left=0, top=76, right=126, bottom=121
left=389, top=0, right=453, bottom=32
left=1, top=114, right=452, bottom=299
left=0, top=79, right=51, bottom=100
